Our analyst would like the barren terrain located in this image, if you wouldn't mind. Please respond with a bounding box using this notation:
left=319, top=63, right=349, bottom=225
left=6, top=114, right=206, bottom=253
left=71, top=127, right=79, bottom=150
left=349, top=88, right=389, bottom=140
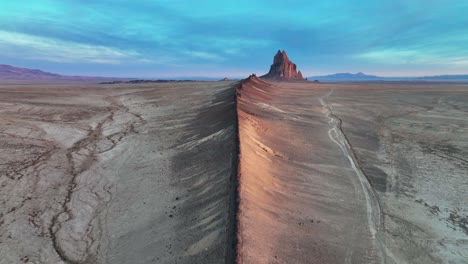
left=236, top=78, right=468, bottom=264
left=0, top=81, right=238, bottom=264
left=1, top=79, right=467, bottom=264
left=327, top=83, right=468, bottom=264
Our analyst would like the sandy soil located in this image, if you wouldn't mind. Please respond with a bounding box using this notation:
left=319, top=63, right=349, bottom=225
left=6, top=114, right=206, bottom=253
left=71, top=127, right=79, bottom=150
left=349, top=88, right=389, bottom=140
left=327, top=83, right=468, bottom=264
left=0, top=81, right=238, bottom=264
left=236, top=77, right=468, bottom=264
left=237, top=77, right=382, bottom=263
left=2, top=78, right=467, bottom=264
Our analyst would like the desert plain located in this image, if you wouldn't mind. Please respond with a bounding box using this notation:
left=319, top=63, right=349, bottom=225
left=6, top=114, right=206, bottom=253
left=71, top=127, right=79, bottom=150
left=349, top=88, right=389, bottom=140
left=237, top=78, right=468, bottom=264
left=0, top=79, right=467, bottom=264
left=0, top=81, right=238, bottom=264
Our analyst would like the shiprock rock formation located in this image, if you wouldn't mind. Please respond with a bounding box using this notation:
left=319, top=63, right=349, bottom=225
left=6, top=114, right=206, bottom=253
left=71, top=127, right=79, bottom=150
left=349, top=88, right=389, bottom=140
left=261, top=50, right=304, bottom=80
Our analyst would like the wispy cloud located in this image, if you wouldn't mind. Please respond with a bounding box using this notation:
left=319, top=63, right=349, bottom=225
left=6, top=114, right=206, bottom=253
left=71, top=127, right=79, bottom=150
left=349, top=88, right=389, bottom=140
left=0, top=30, right=150, bottom=64
left=354, top=48, right=468, bottom=67
left=182, top=50, right=224, bottom=61
left=1, top=1, right=467, bottom=76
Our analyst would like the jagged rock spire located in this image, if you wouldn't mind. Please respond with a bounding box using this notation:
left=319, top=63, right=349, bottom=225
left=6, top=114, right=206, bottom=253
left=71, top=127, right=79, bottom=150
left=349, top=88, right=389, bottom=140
left=261, top=50, right=304, bottom=80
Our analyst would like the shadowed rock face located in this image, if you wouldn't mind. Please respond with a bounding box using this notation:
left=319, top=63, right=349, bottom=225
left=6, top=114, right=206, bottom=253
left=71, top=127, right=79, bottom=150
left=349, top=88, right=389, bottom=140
left=261, top=50, right=304, bottom=80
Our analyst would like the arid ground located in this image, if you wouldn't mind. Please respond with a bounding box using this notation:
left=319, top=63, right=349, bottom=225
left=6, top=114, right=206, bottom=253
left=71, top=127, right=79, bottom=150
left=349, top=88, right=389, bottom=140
left=0, top=82, right=238, bottom=264
left=237, top=78, right=468, bottom=264
left=1, top=79, right=467, bottom=264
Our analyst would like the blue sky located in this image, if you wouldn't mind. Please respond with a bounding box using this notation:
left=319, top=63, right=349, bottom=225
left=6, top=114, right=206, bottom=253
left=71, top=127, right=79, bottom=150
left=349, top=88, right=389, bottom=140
left=1, top=0, right=467, bottom=77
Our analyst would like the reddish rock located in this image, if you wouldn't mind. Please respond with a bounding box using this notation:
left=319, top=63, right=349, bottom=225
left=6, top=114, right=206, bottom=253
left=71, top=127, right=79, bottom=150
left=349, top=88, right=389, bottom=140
left=297, top=70, right=303, bottom=80
left=261, top=50, right=304, bottom=80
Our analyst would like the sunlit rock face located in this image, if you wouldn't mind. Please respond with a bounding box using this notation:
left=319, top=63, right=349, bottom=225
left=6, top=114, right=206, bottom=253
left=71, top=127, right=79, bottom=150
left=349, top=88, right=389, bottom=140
left=261, top=50, right=304, bottom=80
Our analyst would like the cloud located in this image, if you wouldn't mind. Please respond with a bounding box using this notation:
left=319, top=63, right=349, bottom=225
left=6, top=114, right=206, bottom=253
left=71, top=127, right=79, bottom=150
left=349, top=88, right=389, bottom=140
left=182, top=50, right=224, bottom=61
left=1, top=1, right=468, bottom=76
left=354, top=48, right=468, bottom=67
left=0, top=30, right=150, bottom=64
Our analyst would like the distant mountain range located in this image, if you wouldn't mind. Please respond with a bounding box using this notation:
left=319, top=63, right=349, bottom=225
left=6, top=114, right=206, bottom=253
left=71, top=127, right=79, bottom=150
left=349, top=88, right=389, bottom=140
left=310, top=72, right=379, bottom=80
left=0, top=64, right=60, bottom=80
left=0, top=64, right=228, bottom=82
left=1, top=64, right=467, bottom=83
left=309, top=72, right=468, bottom=82
left=418, top=74, right=468, bottom=80
left=0, top=64, right=123, bottom=82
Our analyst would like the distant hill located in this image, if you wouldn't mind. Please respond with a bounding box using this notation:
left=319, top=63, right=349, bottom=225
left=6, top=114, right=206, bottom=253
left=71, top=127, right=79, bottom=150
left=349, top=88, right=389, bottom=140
left=310, top=72, right=380, bottom=80
left=0, top=64, right=231, bottom=83
left=0, top=64, right=61, bottom=80
left=309, top=72, right=468, bottom=82
left=0, top=64, right=122, bottom=82
left=418, top=74, right=468, bottom=80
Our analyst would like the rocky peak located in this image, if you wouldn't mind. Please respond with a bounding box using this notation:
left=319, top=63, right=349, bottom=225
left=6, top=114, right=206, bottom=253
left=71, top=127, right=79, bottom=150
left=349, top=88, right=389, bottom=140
left=297, top=70, right=303, bottom=79
left=261, top=50, right=304, bottom=80
left=273, top=50, right=290, bottom=64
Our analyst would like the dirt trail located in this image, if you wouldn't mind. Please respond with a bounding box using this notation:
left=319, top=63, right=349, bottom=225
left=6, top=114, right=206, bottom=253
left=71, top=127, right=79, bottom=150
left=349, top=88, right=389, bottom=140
left=325, top=83, right=468, bottom=264
left=320, top=88, right=406, bottom=264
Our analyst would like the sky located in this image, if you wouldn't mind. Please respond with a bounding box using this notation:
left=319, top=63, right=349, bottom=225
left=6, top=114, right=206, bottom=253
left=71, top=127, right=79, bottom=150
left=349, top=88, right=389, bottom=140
left=0, top=0, right=467, bottom=78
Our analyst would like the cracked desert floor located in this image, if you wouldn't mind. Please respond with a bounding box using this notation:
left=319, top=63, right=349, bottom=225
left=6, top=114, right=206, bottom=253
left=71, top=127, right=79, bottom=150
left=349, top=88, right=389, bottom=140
left=0, top=82, right=238, bottom=264
left=1, top=80, right=468, bottom=264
